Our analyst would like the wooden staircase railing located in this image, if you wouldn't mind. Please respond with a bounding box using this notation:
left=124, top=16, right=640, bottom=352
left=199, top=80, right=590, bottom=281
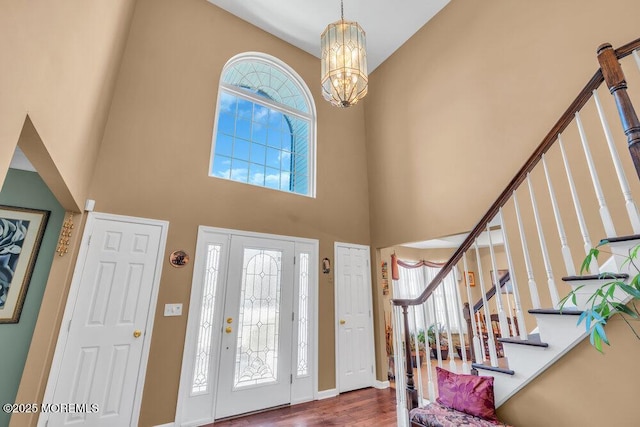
left=391, top=37, right=640, bottom=422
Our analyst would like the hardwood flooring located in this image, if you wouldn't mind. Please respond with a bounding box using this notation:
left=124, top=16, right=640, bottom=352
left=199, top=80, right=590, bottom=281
left=207, top=387, right=398, bottom=427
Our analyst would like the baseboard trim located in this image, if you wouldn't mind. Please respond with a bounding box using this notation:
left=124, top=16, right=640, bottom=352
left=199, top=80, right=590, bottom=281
left=153, top=423, right=175, bottom=427
left=316, top=388, right=338, bottom=400
left=374, top=380, right=390, bottom=389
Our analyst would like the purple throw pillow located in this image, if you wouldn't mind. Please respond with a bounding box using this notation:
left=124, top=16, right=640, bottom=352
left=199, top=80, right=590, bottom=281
left=435, top=367, right=498, bottom=421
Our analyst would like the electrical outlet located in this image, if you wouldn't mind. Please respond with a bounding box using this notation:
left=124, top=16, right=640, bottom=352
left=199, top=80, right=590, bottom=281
left=164, top=303, right=183, bottom=317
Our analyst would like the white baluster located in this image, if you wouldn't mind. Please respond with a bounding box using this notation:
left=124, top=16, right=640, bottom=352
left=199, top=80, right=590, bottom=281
left=512, top=190, right=542, bottom=308
left=474, top=241, right=499, bottom=367
left=499, top=208, right=528, bottom=340
left=575, top=111, right=617, bottom=237
left=410, top=306, right=424, bottom=405
left=430, top=297, right=443, bottom=368
left=633, top=50, right=640, bottom=73
left=438, top=279, right=457, bottom=373
left=453, top=263, right=471, bottom=373
left=486, top=224, right=510, bottom=338
left=476, top=312, right=487, bottom=363
left=392, top=304, right=407, bottom=426
left=420, top=302, right=435, bottom=402
left=593, top=89, right=640, bottom=234
left=558, top=134, right=599, bottom=274
left=462, top=254, right=482, bottom=364
left=505, top=291, right=514, bottom=335
left=527, top=173, right=561, bottom=307
left=542, top=154, right=576, bottom=276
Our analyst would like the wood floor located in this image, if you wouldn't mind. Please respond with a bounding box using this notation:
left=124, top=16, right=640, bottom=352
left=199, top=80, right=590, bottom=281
left=207, top=387, right=398, bottom=427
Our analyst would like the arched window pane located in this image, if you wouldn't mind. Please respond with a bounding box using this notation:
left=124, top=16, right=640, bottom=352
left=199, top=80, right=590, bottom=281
left=210, top=54, right=315, bottom=197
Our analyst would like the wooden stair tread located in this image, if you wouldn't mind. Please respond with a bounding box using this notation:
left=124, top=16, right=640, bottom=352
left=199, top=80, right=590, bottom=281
left=528, top=308, right=583, bottom=315
left=562, top=273, right=628, bottom=281
left=600, top=234, right=640, bottom=244
left=497, top=336, right=549, bottom=347
left=471, top=363, right=515, bottom=375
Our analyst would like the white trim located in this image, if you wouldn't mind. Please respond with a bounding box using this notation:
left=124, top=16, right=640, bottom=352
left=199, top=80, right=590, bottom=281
left=333, top=242, right=376, bottom=393
left=39, top=212, right=169, bottom=427
left=316, top=389, right=339, bottom=400
left=153, top=423, right=175, bottom=427
left=374, top=380, right=390, bottom=389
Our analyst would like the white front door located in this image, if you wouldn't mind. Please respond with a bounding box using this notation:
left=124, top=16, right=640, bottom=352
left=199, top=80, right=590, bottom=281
left=41, top=214, right=167, bottom=427
left=214, top=235, right=295, bottom=418
left=335, top=243, right=374, bottom=392
left=176, top=228, right=317, bottom=426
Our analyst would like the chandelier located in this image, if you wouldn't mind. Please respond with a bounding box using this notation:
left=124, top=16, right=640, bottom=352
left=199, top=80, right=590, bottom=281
left=320, top=0, right=368, bottom=108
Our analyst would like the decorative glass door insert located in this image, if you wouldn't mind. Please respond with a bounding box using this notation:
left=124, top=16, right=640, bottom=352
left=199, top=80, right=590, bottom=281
left=234, top=249, right=282, bottom=388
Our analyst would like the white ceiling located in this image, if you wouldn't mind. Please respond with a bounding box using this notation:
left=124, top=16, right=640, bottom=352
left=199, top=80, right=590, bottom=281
left=403, top=217, right=504, bottom=249
left=207, top=0, right=450, bottom=72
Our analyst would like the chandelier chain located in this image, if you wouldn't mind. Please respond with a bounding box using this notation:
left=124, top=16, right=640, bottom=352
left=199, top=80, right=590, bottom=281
left=341, top=0, right=344, bottom=21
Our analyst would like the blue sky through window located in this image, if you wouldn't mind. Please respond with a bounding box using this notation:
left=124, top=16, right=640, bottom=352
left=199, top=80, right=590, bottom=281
left=211, top=91, right=309, bottom=195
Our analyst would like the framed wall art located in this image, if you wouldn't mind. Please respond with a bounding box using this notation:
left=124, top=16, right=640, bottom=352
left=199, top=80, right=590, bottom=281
left=0, top=205, right=49, bottom=323
left=466, top=271, right=476, bottom=287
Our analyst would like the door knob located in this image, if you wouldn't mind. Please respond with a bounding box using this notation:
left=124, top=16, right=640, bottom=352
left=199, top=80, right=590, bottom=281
left=226, top=317, right=233, bottom=324
left=339, top=320, right=346, bottom=325
left=133, top=330, right=142, bottom=338
left=225, top=326, right=232, bottom=333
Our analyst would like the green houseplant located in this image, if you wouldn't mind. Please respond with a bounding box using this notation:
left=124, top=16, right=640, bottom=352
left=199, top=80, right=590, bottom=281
left=409, top=329, right=426, bottom=367
left=560, top=241, right=640, bottom=352
left=426, top=323, right=449, bottom=359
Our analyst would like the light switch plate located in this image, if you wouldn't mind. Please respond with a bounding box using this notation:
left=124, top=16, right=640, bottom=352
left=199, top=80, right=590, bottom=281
left=164, top=303, right=183, bottom=317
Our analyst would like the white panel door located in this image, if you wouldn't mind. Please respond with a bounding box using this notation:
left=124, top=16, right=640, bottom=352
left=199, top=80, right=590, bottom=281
left=335, top=244, right=374, bottom=392
left=44, top=216, right=165, bottom=427
left=214, top=236, right=295, bottom=419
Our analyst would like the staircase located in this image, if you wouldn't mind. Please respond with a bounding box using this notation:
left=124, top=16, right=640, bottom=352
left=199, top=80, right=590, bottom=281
left=391, top=39, right=640, bottom=426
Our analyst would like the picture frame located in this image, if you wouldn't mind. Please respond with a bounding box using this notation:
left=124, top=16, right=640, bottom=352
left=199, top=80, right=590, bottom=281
left=466, top=271, right=476, bottom=287
left=0, top=205, right=49, bottom=323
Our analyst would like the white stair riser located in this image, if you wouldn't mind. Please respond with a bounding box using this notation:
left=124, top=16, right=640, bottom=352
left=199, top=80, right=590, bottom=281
left=532, top=313, right=584, bottom=346
left=566, top=279, right=630, bottom=311
left=606, top=240, right=640, bottom=275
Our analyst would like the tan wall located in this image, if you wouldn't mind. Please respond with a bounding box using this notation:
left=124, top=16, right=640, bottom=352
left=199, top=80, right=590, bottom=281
left=82, top=0, right=369, bottom=425
left=0, top=0, right=136, bottom=210
left=366, top=0, right=640, bottom=249
left=497, top=313, right=640, bottom=426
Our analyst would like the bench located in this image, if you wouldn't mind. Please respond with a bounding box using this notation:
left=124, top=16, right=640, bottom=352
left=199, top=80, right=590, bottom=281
left=410, top=402, right=512, bottom=427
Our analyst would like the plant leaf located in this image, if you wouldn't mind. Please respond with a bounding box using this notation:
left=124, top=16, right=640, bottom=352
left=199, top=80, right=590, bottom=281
left=620, top=283, right=640, bottom=299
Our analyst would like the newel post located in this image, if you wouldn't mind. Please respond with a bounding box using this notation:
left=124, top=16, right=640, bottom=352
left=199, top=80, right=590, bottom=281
left=401, top=305, right=419, bottom=410
left=597, top=43, right=640, bottom=180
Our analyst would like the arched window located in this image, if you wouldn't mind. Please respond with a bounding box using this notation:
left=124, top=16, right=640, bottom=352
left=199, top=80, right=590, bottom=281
left=210, top=53, right=316, bottom=197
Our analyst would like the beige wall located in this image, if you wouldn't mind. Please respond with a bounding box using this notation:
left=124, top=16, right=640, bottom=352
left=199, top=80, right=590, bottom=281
left=365, top=0, right=640, bottom=249
left=84, top=0, right=369, bottom=425
left=0, top=0, right=136, bottom=210
left=497, top=313, right=640, bottom=426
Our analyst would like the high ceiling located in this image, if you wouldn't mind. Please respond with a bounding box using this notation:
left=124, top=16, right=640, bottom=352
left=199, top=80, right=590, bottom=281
left=207, top=0, right=450, bottom=72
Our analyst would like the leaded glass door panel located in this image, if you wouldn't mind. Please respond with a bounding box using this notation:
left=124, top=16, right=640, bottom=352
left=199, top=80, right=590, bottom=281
left=214, top=236, right=294, bottom=418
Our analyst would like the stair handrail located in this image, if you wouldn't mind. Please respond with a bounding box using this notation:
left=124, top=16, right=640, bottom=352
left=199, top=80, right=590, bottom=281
left=472, top=271, right=511, bottom=313
left=391, top=37, right=640, bottom=309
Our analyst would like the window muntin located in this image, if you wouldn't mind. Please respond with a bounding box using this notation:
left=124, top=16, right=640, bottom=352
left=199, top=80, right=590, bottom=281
left=211, top=55, right=315, bottom=197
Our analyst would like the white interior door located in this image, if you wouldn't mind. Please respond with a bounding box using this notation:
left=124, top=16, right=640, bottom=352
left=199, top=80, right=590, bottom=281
left=214, top=235, right=295, bottom=419
left=41, top=214, right=167, bottom=427
left=335, top=243, right=374, bottom=393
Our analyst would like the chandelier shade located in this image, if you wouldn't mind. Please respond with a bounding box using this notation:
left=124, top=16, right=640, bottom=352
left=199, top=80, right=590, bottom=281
left=320, top=4, right=368, bottom=108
